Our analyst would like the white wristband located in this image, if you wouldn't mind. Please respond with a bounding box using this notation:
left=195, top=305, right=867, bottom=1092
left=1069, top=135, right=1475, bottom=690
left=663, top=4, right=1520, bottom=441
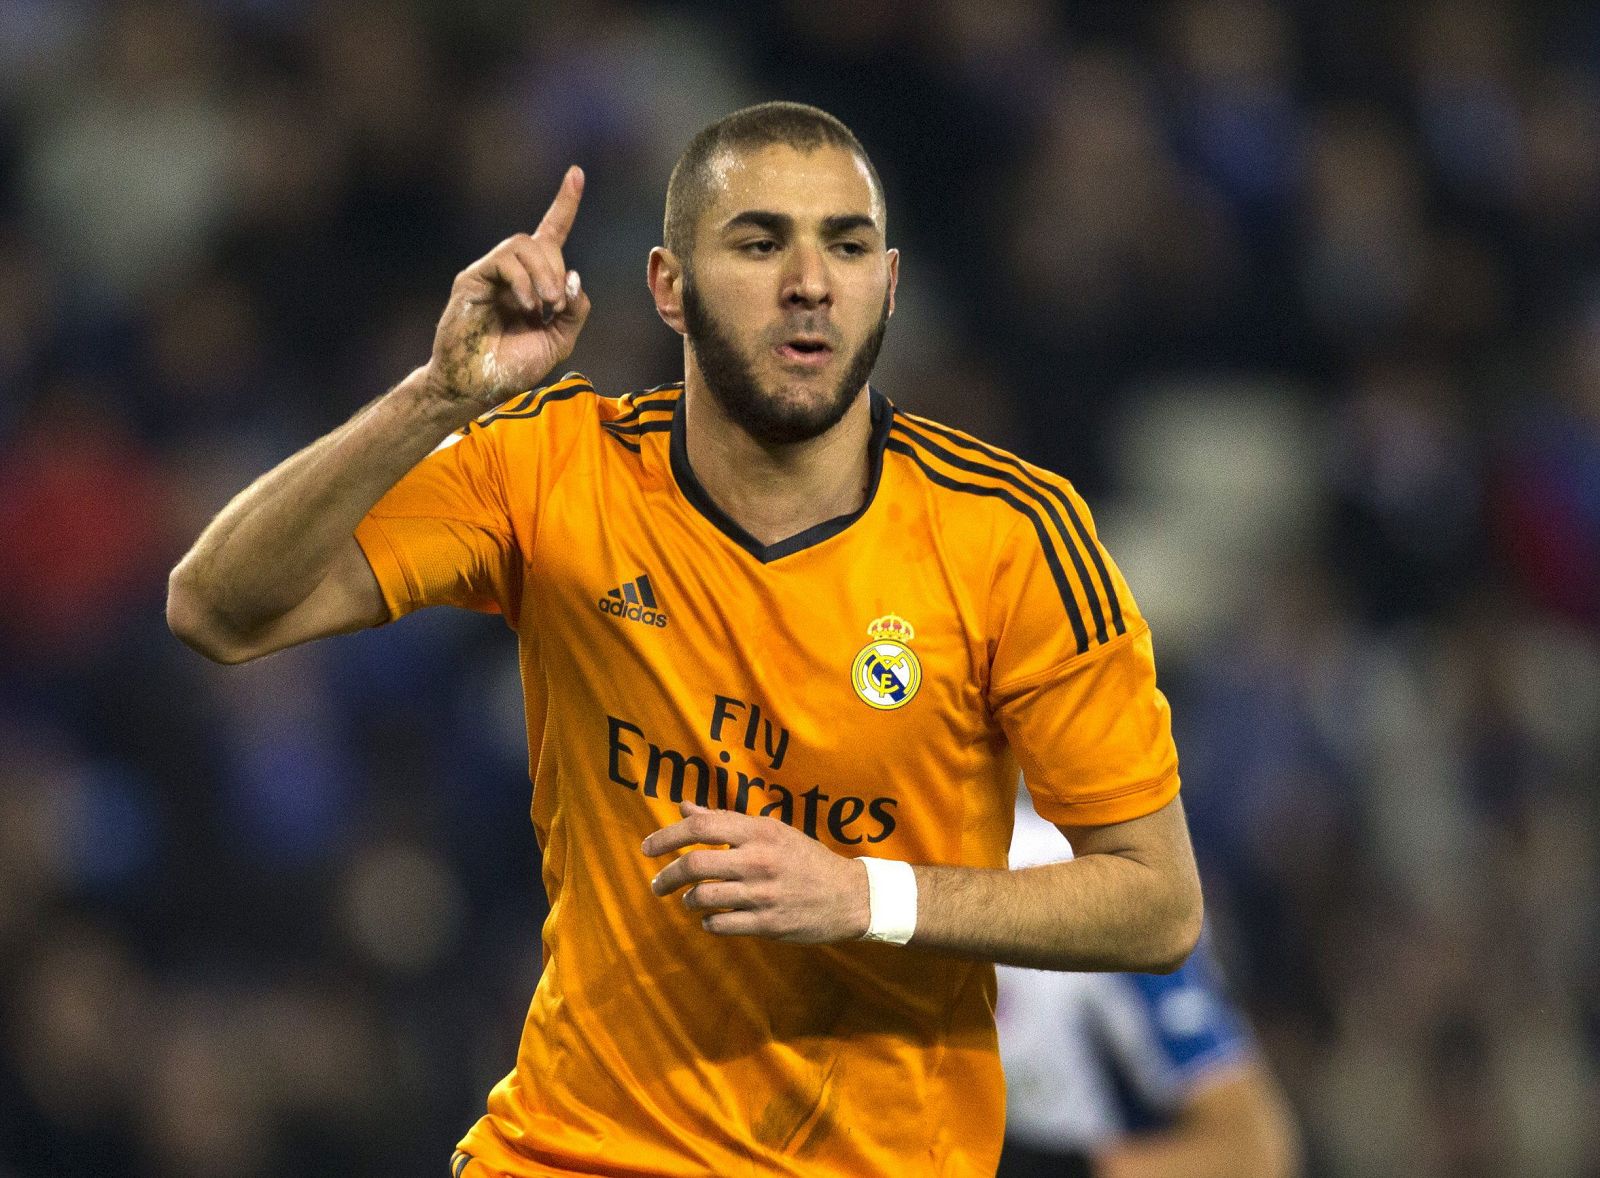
left=859, top=858, right=918, bottom=945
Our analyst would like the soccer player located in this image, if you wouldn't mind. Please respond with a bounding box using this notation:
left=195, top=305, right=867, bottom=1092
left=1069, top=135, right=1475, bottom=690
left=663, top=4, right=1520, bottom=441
left=167, top=102, right=1203, bottom=1177
left=997, top=795, right=1301, bottom=1178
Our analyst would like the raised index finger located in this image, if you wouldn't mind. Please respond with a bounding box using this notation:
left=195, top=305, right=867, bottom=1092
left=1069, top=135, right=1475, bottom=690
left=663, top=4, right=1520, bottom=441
left=534, top=165, right=585, bottom=245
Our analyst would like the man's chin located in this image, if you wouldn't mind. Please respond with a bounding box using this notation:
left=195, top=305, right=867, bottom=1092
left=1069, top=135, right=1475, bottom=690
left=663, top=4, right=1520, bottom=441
left=730, top=389, right=853, bottom=446
left=770, top=378, right=845, bottom=412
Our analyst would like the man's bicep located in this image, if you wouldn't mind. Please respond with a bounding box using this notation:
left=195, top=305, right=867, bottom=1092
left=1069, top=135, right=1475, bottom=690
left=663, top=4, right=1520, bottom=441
left=348, top=422, right=527, bottom=624
left=1056, top=794, right=1196, bottom=869
left=1061, top=795, right=1204, bottom=970
left=233, top=538, right=390, bottom=658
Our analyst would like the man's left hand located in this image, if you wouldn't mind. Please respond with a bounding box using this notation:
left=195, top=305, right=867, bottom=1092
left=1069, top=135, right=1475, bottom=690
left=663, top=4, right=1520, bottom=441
left=642, top=802, right=870, bottom=942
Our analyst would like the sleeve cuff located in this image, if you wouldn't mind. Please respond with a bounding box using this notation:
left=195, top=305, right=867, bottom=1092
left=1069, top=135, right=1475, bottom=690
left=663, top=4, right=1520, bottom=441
left=1028, top=767, right=1181, bottom=828
left=352, top=516, right=412, bottom=622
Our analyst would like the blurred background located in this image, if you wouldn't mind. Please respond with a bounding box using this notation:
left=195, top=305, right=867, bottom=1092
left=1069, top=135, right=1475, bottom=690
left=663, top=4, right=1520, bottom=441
left=1, top=0, right=1598, bottom=1174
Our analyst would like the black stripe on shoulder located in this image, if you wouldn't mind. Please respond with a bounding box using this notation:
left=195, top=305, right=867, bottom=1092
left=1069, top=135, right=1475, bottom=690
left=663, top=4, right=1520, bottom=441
left=470, top=379, right=596, bottom=429
left=497, top=389, right=539, bottom=415
left=601, top=420, right=672, bottom=451
left=602, top=407, right=678, bottom=435
left=600, top=423, right=670, bottom=449
left=900, top=413, right=1126, bottom=637
left=892, top=421, right=1113, bottom=645
left=602, top=433, right=642, bottom=453
left=495, top=374, right=594, bottom=414
left=609, top=394, right=682, bottom=428
left=887, top=437, right=1090, bottom=654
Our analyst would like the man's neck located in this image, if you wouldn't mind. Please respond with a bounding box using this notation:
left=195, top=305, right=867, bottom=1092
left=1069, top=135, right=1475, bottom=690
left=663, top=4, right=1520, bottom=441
left=680, top=377, right=874, bottom=548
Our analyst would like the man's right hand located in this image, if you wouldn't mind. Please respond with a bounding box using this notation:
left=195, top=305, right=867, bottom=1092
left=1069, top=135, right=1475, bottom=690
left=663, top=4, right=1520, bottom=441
left=424, top=165, right=592, bottom=411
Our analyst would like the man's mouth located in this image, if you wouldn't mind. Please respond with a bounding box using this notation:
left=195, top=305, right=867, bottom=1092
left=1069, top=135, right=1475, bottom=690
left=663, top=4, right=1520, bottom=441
left=775, top=336, right=835, bottom=367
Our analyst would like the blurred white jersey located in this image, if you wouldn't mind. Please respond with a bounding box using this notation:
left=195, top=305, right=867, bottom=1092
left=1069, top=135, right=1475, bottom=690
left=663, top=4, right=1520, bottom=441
left=998, top=794, right=1253, bottom=1152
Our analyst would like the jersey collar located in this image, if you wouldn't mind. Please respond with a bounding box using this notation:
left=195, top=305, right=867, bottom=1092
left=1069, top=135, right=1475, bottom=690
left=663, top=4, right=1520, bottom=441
left=669, top=388, right=893, bottom=564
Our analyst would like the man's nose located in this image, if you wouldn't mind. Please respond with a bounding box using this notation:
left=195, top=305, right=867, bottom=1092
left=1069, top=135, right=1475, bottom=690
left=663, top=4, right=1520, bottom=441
left=782, top=243, right=831, bottom=307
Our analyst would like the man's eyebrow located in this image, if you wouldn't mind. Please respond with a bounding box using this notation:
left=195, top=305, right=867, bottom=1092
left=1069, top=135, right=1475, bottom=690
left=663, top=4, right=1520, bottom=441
left=821, top=213, right=879, bottom=236
left=722, top=210, right=792, bottom=235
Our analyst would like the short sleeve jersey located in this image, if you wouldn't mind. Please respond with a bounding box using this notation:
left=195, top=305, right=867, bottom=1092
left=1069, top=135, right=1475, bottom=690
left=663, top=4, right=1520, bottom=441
left=353, top=375, right=1181, bottom=1178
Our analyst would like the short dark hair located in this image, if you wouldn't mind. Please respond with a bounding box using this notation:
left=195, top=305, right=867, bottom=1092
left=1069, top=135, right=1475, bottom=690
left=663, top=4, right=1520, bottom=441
left=663, top=101, right=885, bottom=260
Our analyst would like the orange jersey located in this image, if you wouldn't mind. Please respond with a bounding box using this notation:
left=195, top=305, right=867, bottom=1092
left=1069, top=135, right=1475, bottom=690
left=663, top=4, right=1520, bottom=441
left=354, top=375, right=1180, bottom=1177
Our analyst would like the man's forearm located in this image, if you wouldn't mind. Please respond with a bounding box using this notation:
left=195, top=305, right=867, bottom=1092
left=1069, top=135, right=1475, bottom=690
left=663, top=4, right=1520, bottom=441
left=908, top=852, right=1202, bottom=972
left=648, top=798, right=1201, bottom=968
left=169, top=367, right=467, bottom=639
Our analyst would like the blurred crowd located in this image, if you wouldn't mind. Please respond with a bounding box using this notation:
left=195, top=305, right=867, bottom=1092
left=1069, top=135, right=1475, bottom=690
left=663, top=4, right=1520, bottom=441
left=1, top=1, right=1598, bottom=1175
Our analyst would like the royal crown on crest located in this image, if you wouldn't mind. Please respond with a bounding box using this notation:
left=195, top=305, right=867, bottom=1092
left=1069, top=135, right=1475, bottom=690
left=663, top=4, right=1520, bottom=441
left=866, top=613, right=915, bottom=643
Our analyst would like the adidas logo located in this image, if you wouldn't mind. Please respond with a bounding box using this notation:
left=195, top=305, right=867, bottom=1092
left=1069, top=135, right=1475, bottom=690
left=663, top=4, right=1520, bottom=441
left=597, top=574, right=669, bottom=628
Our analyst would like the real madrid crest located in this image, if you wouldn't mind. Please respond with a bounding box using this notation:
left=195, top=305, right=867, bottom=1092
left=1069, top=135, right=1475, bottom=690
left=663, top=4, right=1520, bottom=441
left=851, top=613, right=922, bottom=710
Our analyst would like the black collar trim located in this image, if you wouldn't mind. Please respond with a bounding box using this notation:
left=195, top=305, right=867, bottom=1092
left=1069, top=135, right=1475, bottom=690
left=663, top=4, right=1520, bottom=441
left=669, top=390, right=893, bottom=563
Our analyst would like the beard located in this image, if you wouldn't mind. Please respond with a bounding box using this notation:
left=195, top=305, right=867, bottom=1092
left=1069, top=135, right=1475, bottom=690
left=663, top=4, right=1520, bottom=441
left=682, top=275, right=890, bottom=446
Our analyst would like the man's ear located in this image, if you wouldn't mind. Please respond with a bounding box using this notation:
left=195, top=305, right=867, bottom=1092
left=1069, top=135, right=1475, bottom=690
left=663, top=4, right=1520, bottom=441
left=648, top=247, right=687, bottom=335
left=886, top=248, right=899, bottom=319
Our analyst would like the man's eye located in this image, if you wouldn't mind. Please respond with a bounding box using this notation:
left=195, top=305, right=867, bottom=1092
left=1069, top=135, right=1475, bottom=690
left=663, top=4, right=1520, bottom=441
left=834, top=242, right=867, bottom=257
left=743, top=240, right=778, bottom=255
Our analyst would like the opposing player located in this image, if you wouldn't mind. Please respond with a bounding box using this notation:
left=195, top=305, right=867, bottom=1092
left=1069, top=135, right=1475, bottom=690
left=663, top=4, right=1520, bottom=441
left=167, top=102, right=1203, bottom=1177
